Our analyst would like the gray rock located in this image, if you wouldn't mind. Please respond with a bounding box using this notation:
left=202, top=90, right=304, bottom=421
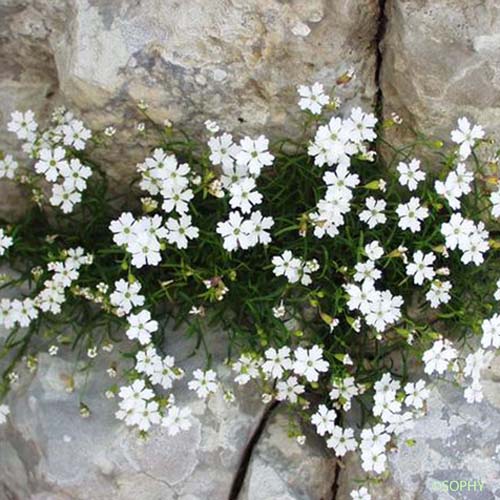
left=0, top=0, right=379, bottom=219
left=381, top=1, right=500, bottom=150
left=0, top=327, right=268, bottom=499
left=337, top=355, right=500, bottom=500
left=239, top=407, right=337, bottom=500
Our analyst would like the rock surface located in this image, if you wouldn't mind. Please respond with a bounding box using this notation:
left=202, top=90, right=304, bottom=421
left=381, top=0, right=500, bottom=147
left=0, top=326, right=265, bottom=499
left=239, top=407, right=336, bottom=500
left=0, top=0, right=379, bottom=210
left=0, top=323, right=336, bottom=500
left=337, top=354, right=500, bottom=500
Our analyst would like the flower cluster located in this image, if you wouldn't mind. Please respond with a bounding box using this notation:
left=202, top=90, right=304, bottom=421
left=0, top=247, right=92, bottom=328
left=4, top=108, right=93, bottom=213
left=0, top=81, right=499, bottom=500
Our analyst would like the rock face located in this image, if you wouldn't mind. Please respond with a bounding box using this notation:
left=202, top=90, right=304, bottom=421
left=381, top=0, right=500, bottom=146
left=239, top=408, right=336, bottom=500
left=0, top=328, right=264, bottom=499
left=0, top=0, right=379, bottom=209
left=337, top=355, right=500, bottom=500
left=0, top=324, right=336, bottom=500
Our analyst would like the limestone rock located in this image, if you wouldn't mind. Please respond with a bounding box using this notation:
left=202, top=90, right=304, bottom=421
left=0, top=0, right=379, bottom=219
left=337, top=355, right=500, bottom=499
left=0, top=328, right=267, bottom=499
left=381, top=1, right=500, bottom=150
left=239, top=407, right=336, bottom=500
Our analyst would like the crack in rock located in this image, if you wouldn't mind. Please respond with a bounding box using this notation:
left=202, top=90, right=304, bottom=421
left=228, top=400, right=280, bottom=500
left=374, top=0, right=388, bottom=125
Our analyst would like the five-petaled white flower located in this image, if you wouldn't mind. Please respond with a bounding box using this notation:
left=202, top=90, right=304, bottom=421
left=236, top=135, right=274, bottom=176
left=397, top=158, right=425, bottom=191
left=293, top=345, right=329, bottom=382
left=396, top=197, right=429, bottom=233
left=126, top=310, right=158, bottom=345
left=297, top=82, right=330, bottom=115
left=451, top=117, right=484, bottom=160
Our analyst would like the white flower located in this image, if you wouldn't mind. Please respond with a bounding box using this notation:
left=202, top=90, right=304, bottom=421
left=104, top=126, right=116, bottom=137
left=135, top=346, right=162, bottom=376
left=345, top=107, right=377, bottom=143
left=272, top=250, right=302, bottom=283
left=0, top=154, right=18, bottom=179
left=329, top=376, right=359, bottom=410
left=354, top=260, right=382, bottom=285
left=464, top=380, right=484, bottom=403
left=308, top=116, right=357, bottom=168
left=323, top=165, right=360, bottom=194
left=364, top=241, right=384, bottom=261
left=48, top=345, right=59, bottom=356
left=361, top=448, right=387, bottom=474
left=396, top=197, right=429, bottom=233
left=188, top=369, right=218, bottom=399
left=136, top=401, right=161, bottom=431
left=110, top=212, right=136, bottom=246
left=297, top=82, right=330, bottom=115
left=406, top=251, right=436, bottom=285
left=422, top=339, right=458, bottom=375
left=460, top=224, right=489, bottom=266
left=464, top=348, right=492, bottom=380
left=150, top=356, right=182, bottom=389
left=11, top=298, right=38, bottom=327
left=8, top=110, right=37, bottom=140
left=165, top=214, right=199, bottom=249
left=110, top=279, right=145, bottom=315
left=236, top=135, right=274, bottom=176
left=162, top=406, right=192, bottom=435
left=126, top=310, right=158, bottom=345
left=276, top=376, right=305, bottom=403
left=491, top=189, right=500, bottom=218
left=481, top=313, right=500, bottom=349
left=49, top=184, right=81, bottom=213
left=360, top=424, right=390, bottom=454
left=363, top=290, right=403, bottom=333
left=397, top=158, right=425, bottom=191
left=0, top=404, right=10, bottom=425
left=311, top=404, right=336, bottom=436
left=128, top=232, right=162, bottom=268
left=293, top=345, right=329, bottom=382
left=118, top=379, right=154, bottom=411
left=495, top=278, right=500, bottom=301
left=435, top=163, right=473, bottom=210
left=326, top=426, right=357, bottom=457
left=426, top=280, right=452, bottom=308
left=208, top=133, right=239, bottom=169
left=60, top=158, right=92, bottom=191
left=232, top=354, right=261, bottom=385
left=221, top=163, right=250, bottom=190
left=351, top=487, right=371, bottom=500
left=62, top=119, right=92, bottom=150
left=246, top=210, right=274, bottom=246
left=35, top=147, right=67, bottom=182
left=404, top=380, right=429, bottom=409
left=229, top=177, right=263, bottom=214
left=216, top=211, right=254, bottom=252
left=440, top=213, right=475, bottom=251
left=272, top=301, right=286, bottom=319
left=359, top=197, right=386, bottom=228
left=262, top=346, right=292, bottom=379
left=345, top=280, right=377, bottom=315
left=161, top=184, right=194, bottom=214
left=204, top=120, right=219, bottom=133
left=451, top=117, right=484, bottom=160
left=0, top=229, right=13, bottom=256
